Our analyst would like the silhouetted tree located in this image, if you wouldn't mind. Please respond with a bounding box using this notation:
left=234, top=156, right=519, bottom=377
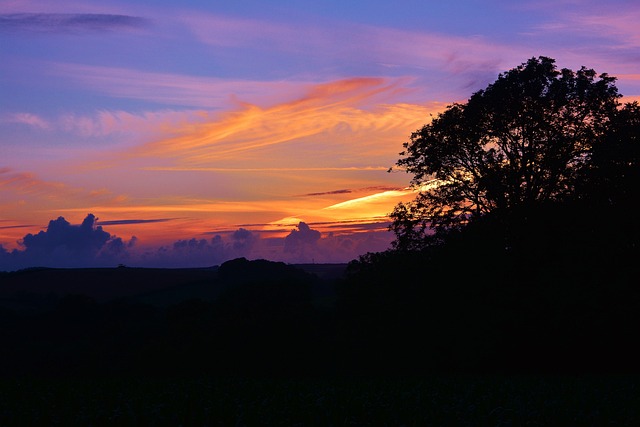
left=579, top=101, right=640, bottom=205
left=390, top=56, right=623, bottom=249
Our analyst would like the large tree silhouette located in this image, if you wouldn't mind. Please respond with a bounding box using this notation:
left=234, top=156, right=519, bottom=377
left=390, top=56, right=625, bottom=250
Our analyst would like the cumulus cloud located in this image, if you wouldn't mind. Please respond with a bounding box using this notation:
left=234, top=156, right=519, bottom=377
left=0, top=214, right=131, bottom=270
left=135, top=229, right=260, bottom=268
left=284, top=222, right=321, bottom=254
left=0, top=216, right=395, bottom=270
left=231, top=228, right=258, bottom=253
left=276, top=221, right=393, bottom=263
left=0, top=13, right=148, bottom=34
left=162, top=236, right=225, bottom=267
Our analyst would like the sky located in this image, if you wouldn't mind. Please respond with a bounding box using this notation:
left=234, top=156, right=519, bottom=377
left=1, top=0, right=639, bottom=270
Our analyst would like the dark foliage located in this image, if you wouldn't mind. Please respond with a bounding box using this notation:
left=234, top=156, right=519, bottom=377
left=340, top=57, right=640, bottom=375
left=0, top=259, right=337, bottom=378
left=390, top=56, right=629, bottom=249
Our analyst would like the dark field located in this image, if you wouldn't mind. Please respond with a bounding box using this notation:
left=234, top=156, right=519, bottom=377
left=2, top=258, right=640, bottom=424
left=1, top=375, right=639, bottom=426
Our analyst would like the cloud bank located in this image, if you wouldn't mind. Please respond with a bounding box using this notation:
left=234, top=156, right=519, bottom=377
left=0, top=214, right=393, bottom=271
left=0, top=214, right=129, bottom=269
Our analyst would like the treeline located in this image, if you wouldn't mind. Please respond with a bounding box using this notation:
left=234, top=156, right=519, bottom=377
left=341, top=199, right=640, bottom=374
left=2, top=218, right=639, bottom=379
left=0, top=259, right=335, bottom=378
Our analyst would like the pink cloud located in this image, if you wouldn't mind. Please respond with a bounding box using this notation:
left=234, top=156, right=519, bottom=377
left=3, top=112, right=50, bottom=129
left=57, top=109, right=208, bottom=138
left=539, top=9, right=640, bottom=48
left=182, top=11, right=522, bottom=81
left=47, top=62, right=310, bottom=109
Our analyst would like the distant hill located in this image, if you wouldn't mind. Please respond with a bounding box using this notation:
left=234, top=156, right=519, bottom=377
left=0, top=267, right=218, bottom=311
left=0, top=260, right=346, bottom=312
left=295, top=263, right=348, bottom=280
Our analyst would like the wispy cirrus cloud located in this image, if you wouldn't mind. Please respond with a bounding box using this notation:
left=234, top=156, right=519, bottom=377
left=182, top=12, right=520, bottom=90
left=48, top=62, right=308, bottom=109
left=0, top=13, right=148, bottom=34
left=0, top=167, right=74, bottom=199
left=57, top=109, right=207, bottom=138
left=523, top=3, right=640, bottom=83
left=0, top=224, right=35, bottom=230
left=2, top=108, right=212, bottom=145
left=297, top=185, right=401, bottom=197
left=535, top=8, right=640, bottom=48
left=2, top=112, right=50, bottom=130
left=96, top=218, right=177, bottom=226
left=0, top=167, right=127, bottom=207
left=300, top=189, right=353, bottom=197
left=132, top=77, right=441, bottom=168
left=186, top=2, right=638, bottom=96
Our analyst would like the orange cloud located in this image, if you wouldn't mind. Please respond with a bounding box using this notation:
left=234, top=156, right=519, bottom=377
left=133, top=77, right=442, bottom=169
left=0, top=168, right=127, bottom=204
left=0, top=168, right=130, bottom=245
left=2, top=77, right=445, bottom=254
left=52, top=77, right=443, bottom=247
left=1, top=168, right=77, bottom=200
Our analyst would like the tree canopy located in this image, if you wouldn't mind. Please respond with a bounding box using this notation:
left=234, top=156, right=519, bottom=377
left=390, top=56, right=638, bottom=250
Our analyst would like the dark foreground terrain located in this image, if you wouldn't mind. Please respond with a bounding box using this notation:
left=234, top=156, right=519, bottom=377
left=1, top=256, right=639, bottom=424
left=1, top=375, right=638, bottom=426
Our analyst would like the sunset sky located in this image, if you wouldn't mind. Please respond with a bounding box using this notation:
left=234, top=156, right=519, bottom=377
left=2, top=0, right=639, bottom=269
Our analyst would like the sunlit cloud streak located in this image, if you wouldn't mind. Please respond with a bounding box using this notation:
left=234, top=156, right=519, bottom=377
left=324, top=189, right=411, bottom=211
left=96, top=218, right=177, bottom=226
left=143, top=167, right=390, bottom=172
left=134, top=77, right=440, bottom=167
